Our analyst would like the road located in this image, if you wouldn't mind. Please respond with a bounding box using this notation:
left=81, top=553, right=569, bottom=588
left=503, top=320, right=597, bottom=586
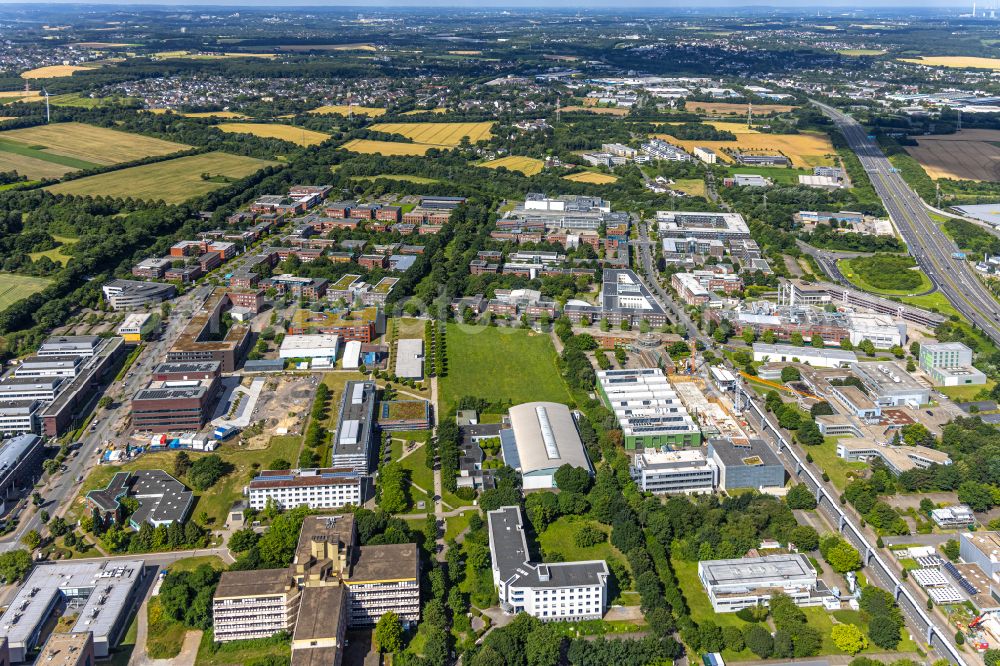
left=815, top=101, right=1000, bottom=345
left=0, top=283, right=215, bottom=553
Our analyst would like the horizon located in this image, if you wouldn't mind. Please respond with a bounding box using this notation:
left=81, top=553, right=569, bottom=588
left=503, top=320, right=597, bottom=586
left=0, top=0, right=979, bottom=8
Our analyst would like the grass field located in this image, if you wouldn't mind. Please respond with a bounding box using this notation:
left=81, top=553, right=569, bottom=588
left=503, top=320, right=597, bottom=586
left=901, top=56, right=1000, bottom=69
left=21, top=65, right=95, bottom=79
left=310, top=104, right=386, bottom=117
left=146, top=597, right=186, bottom=659
left=167, top=555, right=227, bottom=572
left=397, top=438, right=434, bottom=494
left=47, top=152, right=276, bottom=203
left=672, top=178, right=707, bottom=197
left=0, top=122, right=189, bottom=167
left=939, top=379, right=995, bottom=401
left=155, top=51, right=276, bottom=60
left=482, top=155, right=544, bottom=176
left=903, top=129, right=1000, bottom=181
left=195, top=631, right=290, bottom=666
left=351, top=173, right=439, bottom=184
left=29, top=234, right=78, bottom=265
left=653, top=130, right=837, bottom=167
left=369, top=121, right=494, bottom=147
left=539, top=516, right=624, bottom=565
left=563, top=171, right=618, bottom=184
left=439, top=323, right=572, bottom=415
left=277, top=43, right=376, bottom=51
left=723, top=165, right=814, bottom=185
left=402, top=108, right=448, bottom=115
left=815, top=436, right=869, bottom=490
left=839, top=255, right=933, bottom=295
left=560, top=105, right=630, bottom=116
left=216, top=122, right=330, bottom=146
left=49, top=93, right=129, bottom=108
left=340, top=139, right=434, bottom=156
left=0, top=273, right=51, bottom=310
left=70, top=435, right=301, bottom=526
left=688, top=101, right=797, bottom=115
left=0, top=149, right=79, bottom=180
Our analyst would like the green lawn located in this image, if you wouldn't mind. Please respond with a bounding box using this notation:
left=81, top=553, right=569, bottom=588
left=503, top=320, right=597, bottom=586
left=901, top=291, right=961, bottom=318
left=29, top=234, right=78, bottom=265
left=445, top=509, right=475, bottom=541
left=440, top=324, right=573, bottom=415
left=168, top=555, right=227, bottom=573
left=352, top=174, right=440, bottom=184
left=672, top=556, right=758, bottom=661
left=108, top=613, right=139, bottom=666
left=722, top=165, right=813, bottom=185
left=399, top=441, right=434, bottom=492
left=71, top=435, right=301, bottom=528
left=839, top=256, right=933, bottom=296
left=0, top=273, right=51, bottom=311
left=810, top=437, right=868, bottom=491
left=939, top=379, right=994, bottom=402
left=147, top=597, right=187, bottom=659
left=195, top=631, right=290, bottom=666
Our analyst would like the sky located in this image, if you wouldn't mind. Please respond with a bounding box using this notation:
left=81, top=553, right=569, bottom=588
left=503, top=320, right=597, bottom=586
left=0, top=0, right=975, bottom=6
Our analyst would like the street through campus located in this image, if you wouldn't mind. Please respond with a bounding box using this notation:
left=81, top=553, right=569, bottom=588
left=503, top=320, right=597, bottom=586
left=815, top=101, right=1000, bottom=345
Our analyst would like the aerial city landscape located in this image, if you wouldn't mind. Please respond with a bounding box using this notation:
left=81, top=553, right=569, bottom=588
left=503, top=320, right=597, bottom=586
left=5, top=3, right=1000, bottom=666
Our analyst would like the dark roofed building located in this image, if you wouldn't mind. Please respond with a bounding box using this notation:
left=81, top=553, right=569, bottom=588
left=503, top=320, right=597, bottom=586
left=87, top=470, right=194, bottom=529
left=707, top=438, right=785, bottom=491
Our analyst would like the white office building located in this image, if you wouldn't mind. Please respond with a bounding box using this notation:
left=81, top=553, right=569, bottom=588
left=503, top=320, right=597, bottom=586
left=931, top=505, right=975, bottom=529
left=752, top=343, right=857, bottom=368
left=488, top=506, right=608, bottom=622
left=279, top=335, right=340, bottom=362
left=848, top=313, right=906, bottom=349
left=698, top=554, right=834, bottom=612
left=630, top=448, right=717, bottom=494
left=919, top=341, right=986, bottom=387
left=246, top=468, right=363, bottom=510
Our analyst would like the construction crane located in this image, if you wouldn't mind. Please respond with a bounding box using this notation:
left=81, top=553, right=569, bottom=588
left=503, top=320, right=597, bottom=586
left=738, top=370, right=818, bottom=399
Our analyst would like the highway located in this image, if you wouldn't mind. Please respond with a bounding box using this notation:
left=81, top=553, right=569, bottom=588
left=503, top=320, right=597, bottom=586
left=814, top=101, right=1000, bottom=345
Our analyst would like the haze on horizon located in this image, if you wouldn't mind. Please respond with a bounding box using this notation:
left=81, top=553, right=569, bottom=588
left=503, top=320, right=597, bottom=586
left=0, top=0, right=974, bottom=7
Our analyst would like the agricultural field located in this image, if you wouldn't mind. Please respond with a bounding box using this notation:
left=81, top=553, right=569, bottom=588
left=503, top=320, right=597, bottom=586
left=351, top=174, right=439, bottom=184
left=563, top=171, right=618, bottom=184
left=481, top=155, right=544, bottom=176
left=653, top=129, right=837, bottom=167
left=216, top=122, right=330, bottom=146
left=900, top=56, right=1000, bottom=69
left=310, top=105, right=386, bottom=117
left=705, top=120, right=759, bottom=134
left=402, top=108, right=448, bottom=115
left=671, top=178, right=707, bottom=197
left=154, top=50, right=276, bottom=60
left=688, top=101, right=796, bottom=115
left=560, top=105, right=630, bottom=116
left=277, top=43, right=376, bottom=51
left=47, top=152, right=276, bottom=203
left=903, top=129, right=1000, bottom=181
left=439, top=323, right=573, bottom=415
left=838, top=49, right=887, bottom=56
left=48, top=93, right=131, bottom=108
left=339, top=139, right=434, bottom=156
left=0, top=273, right=51, bottom=311
left=369, top=121, right=494, bottom=147
left=20, top=64, right=96, bottom=79
left=0, top=122, right=189, bottom=176
left=183, top=111, right=250, bottom=119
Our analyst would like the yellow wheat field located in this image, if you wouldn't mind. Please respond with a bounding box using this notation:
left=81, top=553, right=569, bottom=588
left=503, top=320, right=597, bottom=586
left=369, top=121, right=494, bottom=147
left=563, top=171, right=619, bottom=184
left=652, top=130, right=836, bottom=167
left=482, top=155, right=544, bottom=176
left=688, top=101, right=796, bottom=115
left=183, top=111, right=250, bottom=119
left=339, top=139, right=434, bottom=156
left=904, top=129, right=1000, bottom=181
left=402, top=108, right=448, bottom=115
left=561, top=105, right=630, bottom=116
left=216, top=123, right=330, bottom=147
left=21, top=65, right=94, bottom=79
left=0, top=122, right=189, bottom=165
left=901, top=56, right=1000, bottom=70
left=310, top=105, right=386, bottom=117
left=277, top=43, right=376, bottom=52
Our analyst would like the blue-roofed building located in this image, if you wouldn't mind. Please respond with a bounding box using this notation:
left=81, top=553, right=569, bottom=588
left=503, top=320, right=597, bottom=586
left=246, top=468, right=363, bottom=509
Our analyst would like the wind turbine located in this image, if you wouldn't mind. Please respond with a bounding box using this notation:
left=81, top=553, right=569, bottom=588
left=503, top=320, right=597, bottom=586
left=41, top=87, right=50, bottom=123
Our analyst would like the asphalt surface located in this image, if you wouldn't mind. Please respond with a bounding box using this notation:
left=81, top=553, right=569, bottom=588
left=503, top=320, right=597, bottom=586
left=0, top=283, right=214, bottom=553
left=815, top=101, right=1000, bottom=345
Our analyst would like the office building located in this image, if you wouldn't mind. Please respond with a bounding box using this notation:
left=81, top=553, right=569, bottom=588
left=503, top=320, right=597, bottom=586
left=288, top=307, right=383, bottom=343
left=35, top=632, right=95, bottom=666
left=394, top=339, right=424, bottom=379
left=130, top=366, right=221, bottom=433
left=0, top=401, right=43, bottom=437
left=117, top=312, right=160, bottom=343
left=291, top=586, right=348, bottom=666
left=781, top=280, right=945, bottom=329
left=87, top=470, right=194, bottom=529
left=960, top=532, right=1000, bottom=581
left=851, top=361, right=930, bottom=407
left=707, top=439, right=785, bottom=491
left=0, top=376, right=63, bottom=402
left=0, top=434, right=44, bottom=514
left=101, top=279, right=176, bottom=311
left=752, top=343, right=857, bottom=368
left=835, top=439, right=951, bottom=475
left=0, top=560, right=143, bottom=661
left=37, top=336, right=102, bottom=358
left=656, top=211, right=751, bottom=241
left=564, top=269, right=669, bottom=328
left=596, top=368, right=701, bottom=449
left=247, top=468, right=363, bottom=510
left=168, top=289, right=251, bottom=372
left=279, top=335, right=340, bottom=363
left=500, top=402, right=592, bottom=490
left=630, top=448, right=717, bottom=494
left=919, top=341, right=987, bottom=387
left=331, top=381, right=378, bottom=474
left=698, top=554, right=833, bottom=612
left=931, top=505, right=975, bottom=529
left=40, top=337, right=125, bottom=438
left=14, top=356, right=83, bottom=379
left=213, top=568, right=301, bottom=642
left=488, top=506, right=608, bottom=621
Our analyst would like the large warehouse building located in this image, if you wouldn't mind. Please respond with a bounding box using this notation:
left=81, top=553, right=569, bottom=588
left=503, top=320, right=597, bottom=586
left=500, top=402, right=592, bottom=490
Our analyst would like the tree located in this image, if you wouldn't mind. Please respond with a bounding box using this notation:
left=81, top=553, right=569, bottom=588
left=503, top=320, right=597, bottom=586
left=268, top=458, right=292, bottom=471
left=858, top=339, right=876, bottom=356
left=187, top=455, right=228, bottom=490
left=811, top=401, right=834, bottom=417
left=822, top=536, right=861, bottom=573
left=832, top=624, right=868, bottom=655
left=745, top=624, right=774, bottom=658
left=554, top=464, right=592, bottom=493
left=526, top=624, right=563, bottom=666
left=790, top=525, right=820, bottom=552
left=21, top=530, right=41, bottom=549
left=868, top=615, right=902, bottom=650
left=742, top=327, right=756, bottom=345
left=174, top=451, right=192, bottom=478
left=958, top=480, right=994, bottom=512
left=0, top=549, right=32, bottom=583
left=780, top=366, right=801, bottom=382
left=374, top=611, right=403, bottom=654
left=796, top=419, right=824, bottom=446
left=811, top=334, right=825, bottom=348
left=943, top=538, right=960, bottom=561
left=786, top=484, right=818, bottom=510
left=228, top=528, right=259, bottom=553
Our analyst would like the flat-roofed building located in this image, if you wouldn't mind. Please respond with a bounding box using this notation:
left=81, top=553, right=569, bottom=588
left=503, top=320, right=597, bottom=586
left=279, top=335, right=340, bottom=362
left=751, top=343, right=857, bottom=368
left=39, top=335, right=102, bottom=358
left=488, top=506, right=608, bottom=621
left=35, top=631, right=94, bottom=666
left=960, top=531, right=1000, bottom=581
left=698, top=554, right=833, bottom=612
left=707, top=439, right=785, bottom=491
left=117, top=312, right=160, bottom=343
left=132, top=256, right=172, bottom=279
left=247, top=468, right=362, bottom=510
left=167, top=289, right=251, bottom=372
left=630, top=448, right=717, bottom=494
left=596, top=368, right=701, bottom=449
left=102, top=280, right=176, bottom=311
left=0, top=434, right=44, bottom=513
left=931, top=505, right=975, bottom=529
left=919, top=341, right=987, bottom=387
left=656, top=211, right=750, bottom=240
left=852, top=361, right=930, bottom=408
left=0, top=376, right=62, bottom=402
left=500, top=402, right=592, bottom=490
left=86, top=470, right=193, bottom=529
left=213, top=568, right=302, bottom=642
left=291, top=587, right=347, bottom=666
left=331, top=381, right=378, bottom=474
left=0, top=559, right=143, bottom=661
left=130, top=371, right=220, bottom=433
left=0, top=400, right=42, bottom=436
left=14, top=355, right=83, bottom=379
left=835, top=438, right=951, bottom=475
left=394, top=339, right=424, bottom=379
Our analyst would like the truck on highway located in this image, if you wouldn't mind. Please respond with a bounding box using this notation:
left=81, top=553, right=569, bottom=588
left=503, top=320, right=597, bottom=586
left=953, top=252, right=967, bottom=260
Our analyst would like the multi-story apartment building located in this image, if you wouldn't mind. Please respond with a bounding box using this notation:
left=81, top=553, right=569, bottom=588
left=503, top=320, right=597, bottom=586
left=488, top=506, right=608, bottom=621
left=630, top=449, right=717, bottom=494
left=212, top=569, right=302, bottom=642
